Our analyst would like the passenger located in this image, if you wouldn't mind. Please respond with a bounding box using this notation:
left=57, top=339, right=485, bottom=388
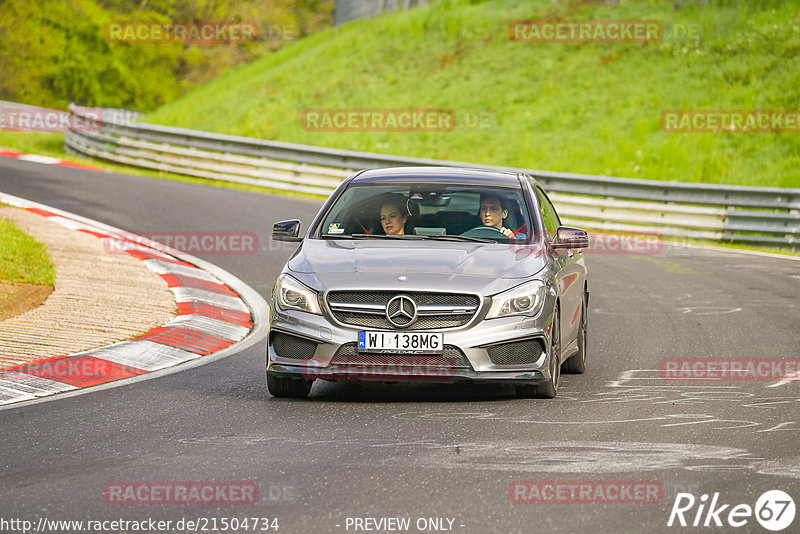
left=479, top=193, right=514, bottom=237
left=380, top=198, right=409, bottom=235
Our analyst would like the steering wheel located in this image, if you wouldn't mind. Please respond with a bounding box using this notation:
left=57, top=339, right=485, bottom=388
left=460, top=226, right=508, bottom=239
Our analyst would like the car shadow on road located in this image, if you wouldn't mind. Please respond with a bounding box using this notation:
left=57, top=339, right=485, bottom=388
left=283, top=380, right=525, bottom=403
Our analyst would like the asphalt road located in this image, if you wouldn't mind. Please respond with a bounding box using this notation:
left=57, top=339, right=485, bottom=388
left=2, top=159, right=800, bottom=534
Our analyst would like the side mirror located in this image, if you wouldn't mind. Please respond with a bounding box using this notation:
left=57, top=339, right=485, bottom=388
left=552, top=226, right=589, bottom=250
left=272, top=219, right=303, bottom=242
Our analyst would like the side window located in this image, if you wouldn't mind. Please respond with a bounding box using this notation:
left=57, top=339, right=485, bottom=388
left=535, top=187, right=561, bottom=239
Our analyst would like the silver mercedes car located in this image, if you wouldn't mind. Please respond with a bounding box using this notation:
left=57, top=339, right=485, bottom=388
left=267, top=167, right=589, bottom=399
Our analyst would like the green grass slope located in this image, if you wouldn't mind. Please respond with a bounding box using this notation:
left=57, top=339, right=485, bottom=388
left=146, top=0, right=800, bottom=187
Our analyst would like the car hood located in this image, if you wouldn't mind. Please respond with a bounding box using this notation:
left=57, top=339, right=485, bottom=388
left=287, top=238, right=546, bottom=280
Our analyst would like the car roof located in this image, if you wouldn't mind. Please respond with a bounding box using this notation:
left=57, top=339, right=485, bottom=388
left=350, top=166, right=523, bottom=187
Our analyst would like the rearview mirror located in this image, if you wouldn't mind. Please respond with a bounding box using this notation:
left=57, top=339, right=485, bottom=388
left=272, top=219, right=302, bottom=242
left=552, top=226, right=589, bottom=250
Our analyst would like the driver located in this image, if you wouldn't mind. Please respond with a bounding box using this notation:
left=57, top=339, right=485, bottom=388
left=380, top=200, right=408, bottom=235
left=479, top=193, right=514, bottom=237
left=379, top=194, right=411, bottom=235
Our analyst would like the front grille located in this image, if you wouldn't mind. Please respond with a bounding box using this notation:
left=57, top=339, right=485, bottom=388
left=330, top=292, right=478, bottom=306
left=327, top=291, right=480, bottom=330
left=331, top=342, right=473, bottom=370
left=486, top=338, right=544, bottom=366
left=330, top=313, right=468, bottom=330
left=271, top=332, right=318, bottom=360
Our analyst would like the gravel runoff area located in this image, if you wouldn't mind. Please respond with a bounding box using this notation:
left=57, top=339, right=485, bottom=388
left=0, top=206, right=176, bottom=369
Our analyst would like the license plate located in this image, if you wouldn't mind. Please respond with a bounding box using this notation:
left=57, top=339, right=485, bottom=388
left=358, top=331, right=443, bottom=354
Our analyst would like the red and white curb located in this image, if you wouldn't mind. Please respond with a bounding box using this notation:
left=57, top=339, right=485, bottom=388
left=0, top=191, right=266, bottom=407
left=0, top=149, right=106, bottom=172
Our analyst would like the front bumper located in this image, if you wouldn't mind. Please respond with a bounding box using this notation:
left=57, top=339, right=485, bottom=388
left=266, top=297, right=556, bottom=385
left=267, top=362, right=549, bottom=385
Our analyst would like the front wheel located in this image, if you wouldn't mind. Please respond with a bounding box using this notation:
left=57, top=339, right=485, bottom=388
left=516, top=305, right=560, bottom=399
left=563, top=291, right=588, bottom=374
left=267, top=372, right=313, bottom=398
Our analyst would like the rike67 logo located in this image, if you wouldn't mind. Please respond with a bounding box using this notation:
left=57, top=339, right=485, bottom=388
left=668, top=490, right=795, bottom=531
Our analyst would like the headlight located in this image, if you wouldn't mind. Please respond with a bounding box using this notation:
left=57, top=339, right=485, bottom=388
left=275, top=274, right=321, bottom=315
left=486, top=280, right=545, bottom=319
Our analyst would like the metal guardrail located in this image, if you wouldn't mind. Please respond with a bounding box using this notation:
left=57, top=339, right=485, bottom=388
left=64, top=104, right=800, bottom=249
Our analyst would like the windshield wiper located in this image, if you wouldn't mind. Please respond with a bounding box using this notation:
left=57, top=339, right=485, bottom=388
left=349, top=233, right=425, bottom=240
left=324, top=233, right=493, bottom=243
left=420, top=234, right=494, bottom=243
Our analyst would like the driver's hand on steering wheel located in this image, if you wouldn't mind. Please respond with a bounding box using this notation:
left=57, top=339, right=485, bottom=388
left=500, top=227, right=514, bottom=237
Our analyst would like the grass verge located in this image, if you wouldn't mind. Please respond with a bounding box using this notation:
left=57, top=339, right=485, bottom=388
left=0, top=207, right=56, bottom=320
left=0, top=210, right=55, bottom=285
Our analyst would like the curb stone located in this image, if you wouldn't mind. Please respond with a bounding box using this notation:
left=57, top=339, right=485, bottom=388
left=0, top=191, right=266, bottom=407
left=0, top=149, right=107, bottom=172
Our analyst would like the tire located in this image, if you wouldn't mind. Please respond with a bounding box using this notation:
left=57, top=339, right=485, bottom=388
left=267, top=372, right=313, bottom=398
left=516, top=305, right=560, bottom=399
left=563, top=291, right=588, bottom=374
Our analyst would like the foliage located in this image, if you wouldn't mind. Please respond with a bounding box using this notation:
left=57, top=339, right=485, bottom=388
left=0, top=0, right=334, bottom=110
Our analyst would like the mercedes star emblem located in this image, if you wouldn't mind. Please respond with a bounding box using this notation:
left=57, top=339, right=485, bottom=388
left=386, top=295, right=417, bottom=328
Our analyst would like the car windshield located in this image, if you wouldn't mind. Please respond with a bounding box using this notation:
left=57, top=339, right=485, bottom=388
left=318, top=182, right=535, bottom=243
